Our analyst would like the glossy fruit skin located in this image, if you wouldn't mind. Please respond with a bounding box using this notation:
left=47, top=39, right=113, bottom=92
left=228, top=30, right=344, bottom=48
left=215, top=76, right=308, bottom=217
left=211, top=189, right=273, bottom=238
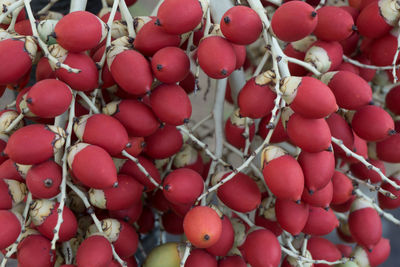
left=26, top=160, right=62, bottom=199
left=356, top=1, right=392, bottom=39
left=184, top=249, right=217, bottom=267
left=217, top=172, right=261, bottom=213
left=144, top=125, right=183, bottom=159
left=378, top=178, right=400, bottom=209
left=307, top=237, right=342, bottom=267
left=240, top=229, right=281, bottom=267
left=55, top=11, right=104, bottom=52
left=331, top=171, right=353, bottom=205
left=271, top=1, right=317, bottom=42
left=76, top=235, right=113, bottom=267
left=156, top=0, right=203, bottom=35
left=326, top=112, right=354, bottom=157
left=263, top=155, right=304, bottom=201
left=151, top=47, right=190, bottom=83
left=183, top=206, right=222, bottom=248
left=0, top=210, right=21, bottom=250
left=163, top=168, right=204, bottom=205
left=5, top=124, right=62, bottom=165
left=314, top=6, right=354, bottom=41
left=369, top=33, right=398, bottom=67
left=298, top=150, right=335, bottom=192
left=238, top=77, right=276, bottom=119
left=108, top=99, right=160, bottom=137
left=367, top=237, right=390, bottom=267
left=206, top=215, right=234, bottom=257
left=77, top=114, right=129, bottom=156
left=352, top=105, right=394, bottom=141
left=220, top=6, right=262, bottom=45
left=70, top=144, right=118, bottom=189
left=26, top=79, right=72, bottom=118
left=286, top=113, right=332, bottom=152
left=36, top=57, right=55, bottom=81
left=56, top=52, right=99, bottom=92
left=17, top=235, right=55, bottom=267
left=225, top=118, right=256, bottom=149
left=134, top=18, right=181, bottom=57
left=35, top=203, right=78, bottom=242
left=376, top=133, right=400, bottom=163
left=322, top=71, right=372, bottom=110
left=120, top=156, right=162, bottom=191
left=348, top=204, right=382, bottom=250
left=275, top=199, right=309, bottom=235
left=302, top=206, right=339, bottom=236
left=197, top=36, right=237, bottom=79
left=150, top=84, right=192, bottom=126
left=110, top=49, right=153, bottom=96
left=114, top=221, right=139, bottom=258
left=302, top=180, right=333, bottom=209
left=0, top=39, right=32, bottom=85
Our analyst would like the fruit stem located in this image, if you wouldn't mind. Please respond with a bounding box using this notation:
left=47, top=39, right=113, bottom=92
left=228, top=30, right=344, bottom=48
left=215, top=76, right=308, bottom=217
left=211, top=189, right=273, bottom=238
left=119, top=0, right=136, bottom=38
left=69, top=0, right=87, bottom=12
left=0, top=0, right=23, bottom=24
left=77, top=91, right=101, bottom=114
left=343, top=55, right=399, bottom=70
left=6, top=6, right=23, bottom=31
left=179, top=241, right=191, bottom=267
left=36, top=0, right=59, bottom=15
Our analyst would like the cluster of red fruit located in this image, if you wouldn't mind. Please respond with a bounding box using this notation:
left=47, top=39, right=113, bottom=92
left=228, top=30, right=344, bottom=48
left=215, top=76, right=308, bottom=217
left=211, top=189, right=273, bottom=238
left=0, top=0, right=399, bottom=266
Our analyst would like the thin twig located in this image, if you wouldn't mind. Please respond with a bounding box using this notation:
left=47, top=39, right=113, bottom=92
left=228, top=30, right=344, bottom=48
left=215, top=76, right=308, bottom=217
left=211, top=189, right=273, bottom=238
left=345, top=171, right=397, bottom=199
left=180, top=242, right=191, bottom=267
left=0, top=0, right=24, bottom=24
left=77, top=91, right=101, bottom=114
left=253, top=51, right=270, bottom=77
left=37, top=0, right=59, bottom=15
left=119, top=0, right=135, bottom=38
left=191, top=113, right=213, bottom=131
left=343, top=55, right=400, bottom=70
left=284, top=56, right=322, bottom=76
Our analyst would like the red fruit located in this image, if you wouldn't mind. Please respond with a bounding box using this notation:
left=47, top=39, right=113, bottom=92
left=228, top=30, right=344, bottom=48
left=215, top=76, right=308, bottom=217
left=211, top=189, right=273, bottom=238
left=336, top=244, right=353, bottom=258
left=0, top=135, right=7, bottom=165
left=356, top=55, right=376, bottom=81
left=104, top=99, right=160, bottom=137
left=271, top=1, right=317, bottom=42
left=35, top=57, right=55, bottom=81
left=378, top=178, right=400, bottom=209
left=302, top=206, right=339, bottom=236
left=30, top=200, right=78, bottom=242
left=134, top=18, right=181, bottom=57
left=26, top=160, right=62, bottom=199
left=238, top=72, right=276, bottom=119
left=5, top=124, right=65, bottom=165
left=218, top=255, right=247, bottom=267
left=120, top=156, right=161, bottom=191
left=76, top=235, right=112, bottom=267
left=26, top=79, right=72, bottom=118
left=0, top=38, right=34, bottom=85
left=162, top=210, right=184, bottom=234
left=0, top=159, right=24, bottom=182
left=179, top=72, right=196, bottom=94
left=376, top=133, right=400, bottom=162
left=337, top=221, right=355, bottom=243
left=331, top=195, right=356, bottom=213
left=197, top=36, right=237, bottom=79
left=67, top=143, right=117, bottom=189
left=305, top=40, right=343, bottom=73
left=185, top=249, right=217, bottom=267
left=55, top=52, right=99, bottom=92
left=220, top=6, right=262, bottom=45
left=0, top=210, right=21, bottom=250
left=206, top=215, right=234, bottom=257
left=280, top=76, right=337, bottom=119
left=89, top=174, right=143, bottom=210
left=109, top=200, right=143, bottom=223
left=275, top=199, right=309, bottom=235
left=173, top=144, right=204, bottom=174
left=255, top=209, right=283, bottom=237
left=349, top=159, right=385, bottom=183
left=342, top=131, right=368, bottom=163
left=112, top=220, right=139, bottom=258
left=156, top=0, right=203, bottom=35
left=151, top=47, right=190, bottom=83
left=331, top=171, right=353, bottom=205
left=17, top=235, right=55, bottom=267
left=348, top=198, right=382, bottom=250
left=137, top=206, right=155, bottom=233
left=240, top=229, right=281, bottom=267
left=286, top=113, right=332, bottom=152
left=108, top=49, right=153, bottom=95
left=0, top=179, right=26, bottom=209
left=149, top=189, right=169, bottom=212
left=258, top=113, right=288, bottom=143
left=369, top=31, right=399, bottom=66
left=321, top=71, right=372, bottom=110
left=122, top=136, right=144, bottom=157
left=262, top=147, right=304, bottom=201
left=339, top=32, right=360, bottom=56
left=386, top=85, right=400, bottom=115
left=150, top=84, right=192, bottom=126
left=144, top=125, right=183, bottom=159
left=183, top=206, right=222, bottom=248
left=55, top=11, right=106, bottom=52
left=366, top=237, right=390, bottom=266
left=215, top=171, right=261, bottom=213
left=307, top=237, right=342, bottom=267
left=225, top=110, right=255, bottom=149
left=314, top=6, right=354, bottom=41
left=356, top=1, right=394, bottom=39
left=302, top=180, right=333, bottom=209
left=326, top=112, right=354, bottom=157
left=92, top=45, right=115, bottom=88
left=163, top=168, right=204, bottom=205
left=14, top=19, right=32, bottom=35
left=74, top=113, right=129, bottom=156
left=232, top=44, right=246, bottom=69
left=351, top=105, right=395, bottom=141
